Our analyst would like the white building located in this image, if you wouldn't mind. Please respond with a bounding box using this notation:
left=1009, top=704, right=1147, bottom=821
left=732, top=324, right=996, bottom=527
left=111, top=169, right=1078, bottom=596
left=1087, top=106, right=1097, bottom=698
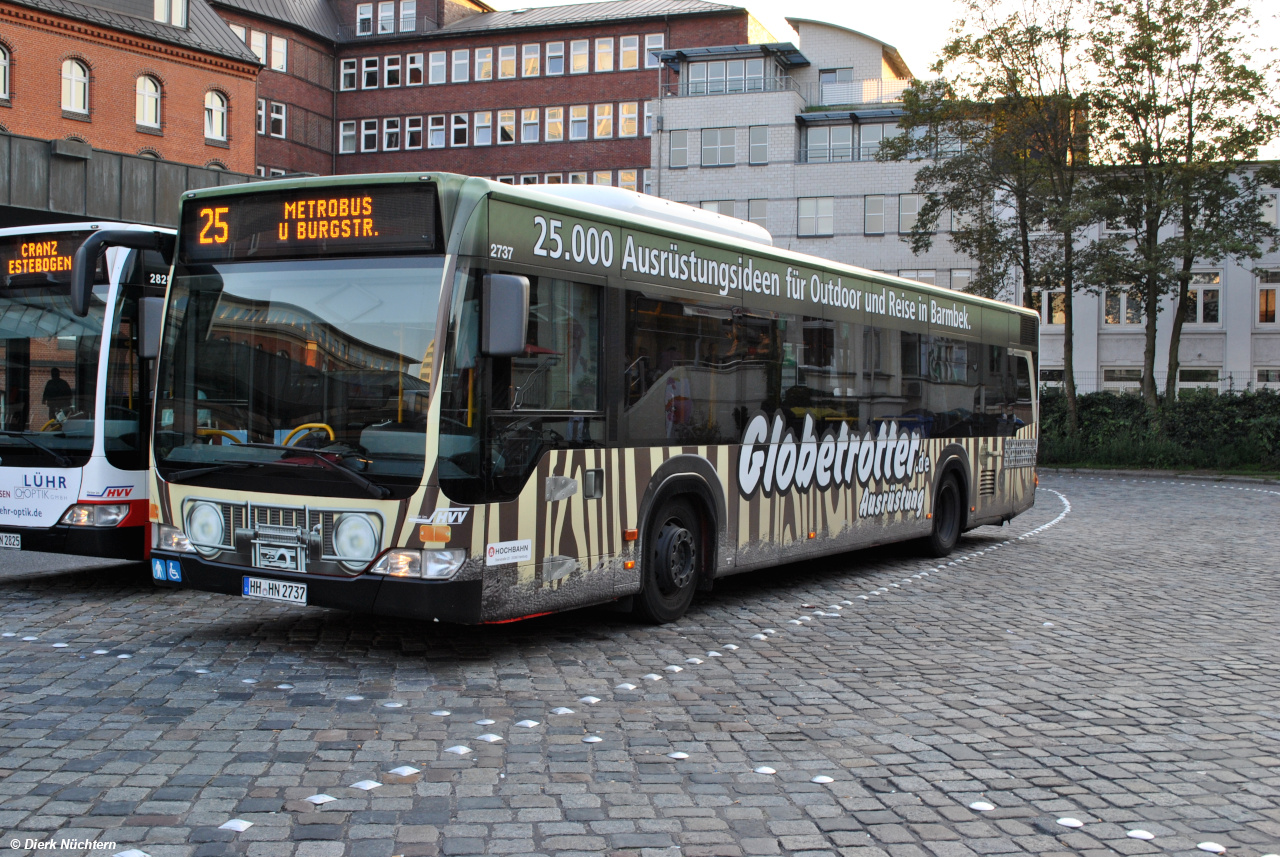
left=650, top=18, right=1280, bottom=394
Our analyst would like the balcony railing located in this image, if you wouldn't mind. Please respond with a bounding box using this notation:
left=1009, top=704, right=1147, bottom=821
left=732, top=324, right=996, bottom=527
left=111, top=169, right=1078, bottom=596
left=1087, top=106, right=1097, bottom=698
left=798, top=145, right=884, bottom=164
left=662, top=76, right=801, bottom=98
left=816, top=79, right=910, bottom=106
left=338, top=15, right=437, bottom=41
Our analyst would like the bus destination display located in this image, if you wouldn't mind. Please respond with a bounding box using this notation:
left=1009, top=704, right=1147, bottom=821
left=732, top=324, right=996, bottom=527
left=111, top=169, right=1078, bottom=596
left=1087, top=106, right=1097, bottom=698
left=0, top=233, right=89, bottom=287
left=180, top=184, right=440, bottom=263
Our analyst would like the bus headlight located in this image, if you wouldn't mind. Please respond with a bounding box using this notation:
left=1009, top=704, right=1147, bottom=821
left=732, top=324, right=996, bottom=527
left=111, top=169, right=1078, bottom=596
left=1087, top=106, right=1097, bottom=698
left=423, top=549, right=466, bottom=579
left=155, top=523, right=194, bottom=553
left=333, top=513, right=378, bottom=570
left=368, top=548, right=465, bottom=579
left=60, top=504, right=130, bottom=527
left=185, top=501, right=224, bottom=555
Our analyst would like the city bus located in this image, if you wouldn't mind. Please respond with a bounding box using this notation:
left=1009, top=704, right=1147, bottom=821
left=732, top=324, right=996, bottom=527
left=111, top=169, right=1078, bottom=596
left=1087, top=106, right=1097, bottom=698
left=71, top=174, right=1037, bottom=622
left=0, top=222, right=171, bottom=559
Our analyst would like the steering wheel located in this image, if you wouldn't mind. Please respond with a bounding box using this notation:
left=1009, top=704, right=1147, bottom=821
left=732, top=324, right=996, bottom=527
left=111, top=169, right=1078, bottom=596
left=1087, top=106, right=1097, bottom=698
left=283, top=422, right=335, bottom=446
left=197, top=428, right=243, bottom=444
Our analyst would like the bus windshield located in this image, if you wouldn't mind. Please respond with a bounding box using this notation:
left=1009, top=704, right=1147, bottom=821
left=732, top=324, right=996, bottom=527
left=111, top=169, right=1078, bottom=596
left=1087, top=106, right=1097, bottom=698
left=0, top=231, right=114, bottom=468
left=154, top=256, right=443, bottom=499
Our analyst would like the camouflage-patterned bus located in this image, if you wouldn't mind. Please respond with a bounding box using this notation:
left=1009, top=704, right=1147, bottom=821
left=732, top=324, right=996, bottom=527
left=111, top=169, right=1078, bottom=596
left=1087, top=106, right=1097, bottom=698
left=71, top=174, right=1038, bottom=624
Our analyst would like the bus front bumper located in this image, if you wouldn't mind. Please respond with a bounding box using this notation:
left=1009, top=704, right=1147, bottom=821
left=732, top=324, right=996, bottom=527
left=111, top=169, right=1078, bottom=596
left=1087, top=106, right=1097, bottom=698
left=150, top=553, right=484, bottom=624
left=0, top=524, right=146, bottom=561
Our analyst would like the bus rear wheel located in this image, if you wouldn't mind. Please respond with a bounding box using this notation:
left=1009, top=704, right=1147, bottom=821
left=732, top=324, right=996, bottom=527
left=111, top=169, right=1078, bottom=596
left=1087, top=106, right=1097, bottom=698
left=635, top=498, right=700, bottom=624
left=926, top=474, right=962, bottom=557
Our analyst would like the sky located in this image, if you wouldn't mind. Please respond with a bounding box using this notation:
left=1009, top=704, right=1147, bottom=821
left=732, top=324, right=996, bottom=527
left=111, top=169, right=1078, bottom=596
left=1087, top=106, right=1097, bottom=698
left=486, top=0, right=1280, bottom=157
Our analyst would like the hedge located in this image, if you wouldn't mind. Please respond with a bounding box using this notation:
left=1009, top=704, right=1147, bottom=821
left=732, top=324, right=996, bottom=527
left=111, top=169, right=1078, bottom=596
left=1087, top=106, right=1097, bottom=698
left=1038, top=387, right=1280, bottom=471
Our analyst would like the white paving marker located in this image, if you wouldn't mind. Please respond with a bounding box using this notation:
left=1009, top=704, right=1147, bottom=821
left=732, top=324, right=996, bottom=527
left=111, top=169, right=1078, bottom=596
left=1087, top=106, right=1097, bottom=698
left=582, top=735, right=602, bottom=743
left=1, top=633, right=14, bottom=637
left=305, top=794, right=336, bottom=805
left=22, top=636, right=37, bottom=641
left=388, top=766, right=419, bottom=776
left=723, top=644, right=739, bottom=651
left=754, top=766, right=776, bottom=775
left=116, top=654, right=132, bottom=659
left=114, top=850, right=151, bottom=857
left=969, top=802, right=995, bottom=812
left=642, top=673, right=663, bottom=681
left=194, top=667, right=209, bottom=673
left=219, top=819, right=253, bottom=831
left=445, top=745, right=472, bottom=755
left=750, top=634, right=768, bottom=641
left=579, top=696, right=601, bottom=705
left=1126, top=831, right=1154, bottom=840
left=667, top=752, right=689, bottom=759
left=706, top=651, right=722, bottom=657
left=551, top=707, right=574, bottom=715
left=431, top=710, right=450, bottom=717
left=616, top=683, right=637, bottom=691
left=52, top=643, right=68, bottom=648
left=476, top=734, right=503, bottom=743
left=515, top=720, right=540, bottom=728
left=241, top=679, right=257, bottom=684
left=276, top=684, right=294, bottom=689
left=476, top=718, right=495, bottom=725
left=344, top=695, right=364, bottom=701
left=1196, top=845, right=1225, bottom=855
left=811, top=776, right=834, bottom=784
left=1056, top=818, right=1083, bottom=828
left=685, top=658, right=703, bottom=665
left=382, top=702, right=404, bottom=708
left=664, top=665, right=683, bottom=672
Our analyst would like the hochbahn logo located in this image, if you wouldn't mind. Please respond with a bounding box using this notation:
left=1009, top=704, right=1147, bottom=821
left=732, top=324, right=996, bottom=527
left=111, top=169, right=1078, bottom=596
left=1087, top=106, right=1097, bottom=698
left=737, top=412, right=930, bottom=517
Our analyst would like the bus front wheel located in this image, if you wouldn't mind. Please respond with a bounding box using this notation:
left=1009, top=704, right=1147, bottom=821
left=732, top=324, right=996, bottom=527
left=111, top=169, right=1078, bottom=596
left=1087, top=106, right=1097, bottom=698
left=926, top=474, right=963, bottom=557
left=635, top=498, right=700, bottom=624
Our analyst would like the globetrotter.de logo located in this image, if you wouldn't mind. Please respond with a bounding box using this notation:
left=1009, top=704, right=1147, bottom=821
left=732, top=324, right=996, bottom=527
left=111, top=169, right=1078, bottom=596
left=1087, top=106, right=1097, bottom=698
left=737, top=411, right=930, bottom=518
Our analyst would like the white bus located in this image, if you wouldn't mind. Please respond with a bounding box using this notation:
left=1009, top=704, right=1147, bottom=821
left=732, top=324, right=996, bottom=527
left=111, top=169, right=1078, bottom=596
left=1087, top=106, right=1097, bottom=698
left=72, top=175, right=1037, bottom=621
left=0, top=222, right=170, bottom=559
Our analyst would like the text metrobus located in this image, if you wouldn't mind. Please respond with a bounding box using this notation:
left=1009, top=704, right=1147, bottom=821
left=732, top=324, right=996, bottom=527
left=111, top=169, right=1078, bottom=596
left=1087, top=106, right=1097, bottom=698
left=78, top=174, right=1037, bottom=623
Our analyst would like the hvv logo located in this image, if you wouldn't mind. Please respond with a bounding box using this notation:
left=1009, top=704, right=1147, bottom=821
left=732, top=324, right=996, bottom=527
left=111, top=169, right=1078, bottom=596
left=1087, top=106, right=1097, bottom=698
left=86, top=486, right=133, bottom=499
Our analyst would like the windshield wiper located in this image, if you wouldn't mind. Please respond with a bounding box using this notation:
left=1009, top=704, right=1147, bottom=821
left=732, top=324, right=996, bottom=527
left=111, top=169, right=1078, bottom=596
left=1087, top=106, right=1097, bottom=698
left=239, top=443, right=391, bottom=499
left=0, top=430, right=72, bottom=467
left=166, top=461, right=253, bottom=483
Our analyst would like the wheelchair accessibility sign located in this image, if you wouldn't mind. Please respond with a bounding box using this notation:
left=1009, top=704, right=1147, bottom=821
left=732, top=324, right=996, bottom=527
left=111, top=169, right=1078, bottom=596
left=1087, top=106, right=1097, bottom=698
left=151, top=558, right=182, bottom=582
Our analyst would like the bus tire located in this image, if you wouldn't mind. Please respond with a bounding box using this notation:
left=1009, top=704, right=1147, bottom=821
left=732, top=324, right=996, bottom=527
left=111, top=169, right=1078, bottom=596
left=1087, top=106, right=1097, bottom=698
left=926, top=473, right=963, bottom=557
left=635, top=498, right=700, bottom=624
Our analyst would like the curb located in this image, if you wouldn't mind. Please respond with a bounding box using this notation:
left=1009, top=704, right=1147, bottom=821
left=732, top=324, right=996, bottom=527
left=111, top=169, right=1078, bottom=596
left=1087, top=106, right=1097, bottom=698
left=1040, top=466, right=1280, bottom=486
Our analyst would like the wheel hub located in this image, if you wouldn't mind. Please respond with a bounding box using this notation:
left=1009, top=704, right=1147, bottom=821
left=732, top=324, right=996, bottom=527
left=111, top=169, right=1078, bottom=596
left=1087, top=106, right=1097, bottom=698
left=656, top=524, right=695, bottom=593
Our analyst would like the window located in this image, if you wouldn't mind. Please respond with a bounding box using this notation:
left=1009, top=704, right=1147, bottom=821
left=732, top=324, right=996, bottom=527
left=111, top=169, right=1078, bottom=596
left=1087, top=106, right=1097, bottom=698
left=378, top=1, right=394, bottom=34
left=569, top=172, right=587, bottom=184
left=748, top=199, right=767, bottom=228
left=356, top=3, right=372, bottom=35
left=250, top=31, right=266, bottom=64
left=269, top=101, right=285, bottom=137
left=1258, top=368, right=1280, bottom=386
left=798, top=197, right=834, bottom=236
left=498, top=109, right=515, bottom=144
left=951, top=269, right=972, bottom=292
left=619, top=102, right=638, bottom=137
left=569, top=105, right=588, bottom=140
left=362, top=57, right=378, bottom=89
left=361, top=118, right=378, bottom=151
left=450, top=113, right=467, bottom=146
left=1186, top=273, right=1220, bottom=325
left=594, top=104, right=613, bottom=138
left=620, top=35, right=639, bottom=70
left=545, top=107, right=563, bottom=142
left=570, top=40, right=589, bottom=74
left=749, top=125, right=767, bottom=164
left=399, top=0, right=415, bottom=31
left=520, top=175, right=539, bottom=185
left=545, top=173, right=563, bottom=184
left=340, top=59, right=357, bottom=90
left=153, top=0, right=186, bottom=26
left=1178, top=368, right=1220, bottom=395
left=385, top=55, right=402, bottom=87
left=686, top=59, right=764, bottom=95
left=702, top=200, right=734, bottom=216
left=204, top=90, right=227, bottom=139
left=497, top=176, right=515, bottom=184
left=643, top=169, right=652, bottom=194
left=384, top=116, right=400, bottom=149
left=229, top=23, right=246, bottom=41
left=424, top=51, right=443, bottom=84
left=62, top=59, right=89, bottom=114
left=645, top=33, right=664, bottom=68
left=1262, top=194, right=1278, bottom=227
left=547, top=41, right=564, bottom=75
left=521, top=108, right=539, bottom=143
left=475, top=47, right=492, bottom=81
left=339, top=120, right=357, bottom=153
left=1259, top=271, right=1280, bottom=323
left=669, top=130, right=688, bottom=168
left=406, top=116, right=422, bottom=149
left=522, top=44, right=539, bottom=77
left=644, top=101, right=654, bottom=136
left=899, top=194, right=922, bottom=233
left=1033, top=291, right=1066, bottom=324
left=136, top=75, right=161, bottom=128
left=407, top=53, right=423, bottom=85
left=701, top=127, right=734, bottom=166
left=859, top=123, right=883, bottom=159
left=270, top=35, right=287, bottom=72
left=594, top=170, right=612, bottom=185
left=898, top=270, right=936, bottom=285
left=864, top=195, right=884, bottom=234
left=473, top=111, right=492, bottom=145
left=595, top=38, right=614, bottom=72
left=1102, top=368, right=1143, bottom=394
left=452, top=49, right=468, bottom=82
left=619, top=169, right=638, bottom=191
left=1105, top=289, right=1144, bottom=325
left=498, top=45, right=516, bottom=79
left=428, top=114, right=445, bottom=148
left=806, top=125, right=852, bottom=162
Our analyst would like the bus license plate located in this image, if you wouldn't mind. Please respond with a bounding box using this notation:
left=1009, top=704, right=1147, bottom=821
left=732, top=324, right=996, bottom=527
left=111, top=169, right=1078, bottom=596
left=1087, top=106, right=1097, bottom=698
left=242, top=576, right=307, bottom=605
left=0, top=533, right=19, bottom=550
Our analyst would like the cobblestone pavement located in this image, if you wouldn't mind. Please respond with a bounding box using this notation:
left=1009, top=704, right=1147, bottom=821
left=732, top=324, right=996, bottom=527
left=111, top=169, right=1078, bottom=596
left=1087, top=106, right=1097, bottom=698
left=0, top=475, right=1277, bottom=857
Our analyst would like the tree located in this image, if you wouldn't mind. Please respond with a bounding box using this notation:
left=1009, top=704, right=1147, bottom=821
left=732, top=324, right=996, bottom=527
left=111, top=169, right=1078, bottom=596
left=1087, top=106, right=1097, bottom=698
left=1085, top=0, right=1279, bottom=412
left=885, top=0, right=1091, bottom=433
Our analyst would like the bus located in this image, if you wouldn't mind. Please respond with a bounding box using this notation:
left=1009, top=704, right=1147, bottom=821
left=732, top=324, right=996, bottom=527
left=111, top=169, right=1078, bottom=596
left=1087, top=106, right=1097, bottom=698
left=71, top=174, right=1037, bottom=622
left=0, top=222, right=171, bottom=559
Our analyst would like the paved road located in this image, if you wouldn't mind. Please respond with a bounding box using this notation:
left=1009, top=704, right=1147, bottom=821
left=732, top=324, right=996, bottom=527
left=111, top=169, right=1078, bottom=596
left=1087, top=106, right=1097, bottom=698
left=0, top=475, right=1277, bottom=857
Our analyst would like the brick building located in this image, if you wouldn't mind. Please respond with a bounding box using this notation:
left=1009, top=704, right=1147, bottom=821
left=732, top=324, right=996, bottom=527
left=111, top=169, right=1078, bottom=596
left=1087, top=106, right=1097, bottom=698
left=0, top=0, right=260, bottom=172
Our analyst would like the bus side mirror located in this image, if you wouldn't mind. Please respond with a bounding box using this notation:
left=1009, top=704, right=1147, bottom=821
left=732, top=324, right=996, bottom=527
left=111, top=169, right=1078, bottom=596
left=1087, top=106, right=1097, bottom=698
left=481, top=273, right=530, bottom=357
left=71, top=230, right=176, bottom=317
left=138, top=297, right=164, bottom=360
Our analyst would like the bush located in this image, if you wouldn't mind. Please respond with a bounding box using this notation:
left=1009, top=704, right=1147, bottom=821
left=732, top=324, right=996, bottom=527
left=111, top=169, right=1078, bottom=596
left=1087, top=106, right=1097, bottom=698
left=1039, top=387, right=1280, bottom=471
